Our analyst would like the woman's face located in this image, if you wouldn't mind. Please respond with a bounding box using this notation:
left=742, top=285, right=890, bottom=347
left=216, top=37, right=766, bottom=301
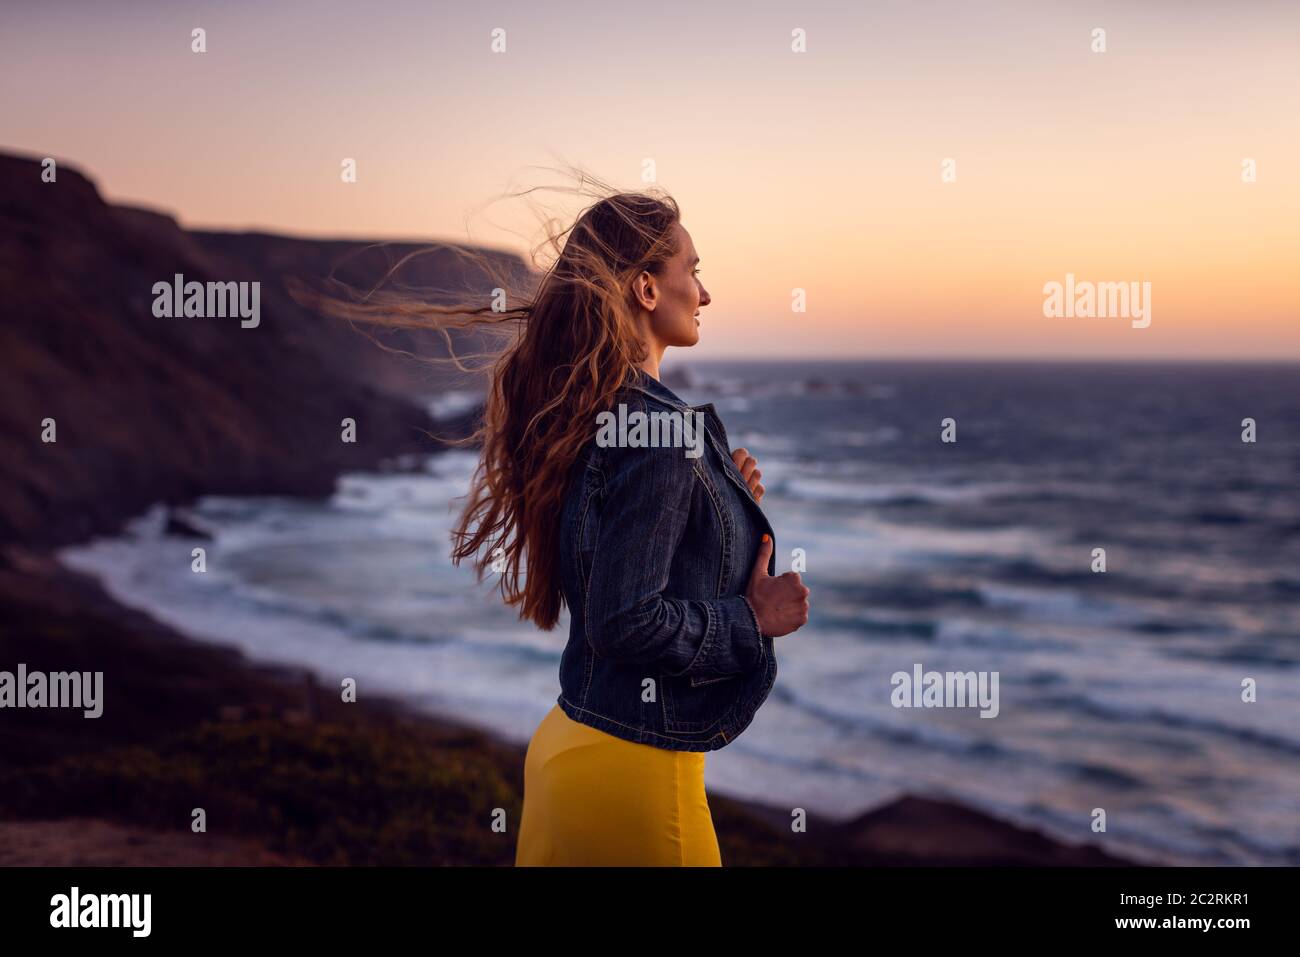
left=636, top=222, right=711, bottom=350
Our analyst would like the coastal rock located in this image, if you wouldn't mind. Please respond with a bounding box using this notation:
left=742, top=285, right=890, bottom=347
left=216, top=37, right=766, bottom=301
left=0, top=151, right=522, bottom=549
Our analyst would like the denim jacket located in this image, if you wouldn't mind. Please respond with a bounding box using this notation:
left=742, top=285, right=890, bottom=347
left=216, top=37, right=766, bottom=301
left=554, top=367, right=778, bottom=751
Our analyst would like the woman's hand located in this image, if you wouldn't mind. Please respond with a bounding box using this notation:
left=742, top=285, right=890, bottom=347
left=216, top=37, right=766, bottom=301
left=731, top=447, right=764, bottom=502
left=745, top=534, right=809, bottom=638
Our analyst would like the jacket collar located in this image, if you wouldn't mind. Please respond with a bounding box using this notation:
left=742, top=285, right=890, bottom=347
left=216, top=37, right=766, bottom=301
left=624, top=365, right=730, bottom=463
left=626, top=366, right=718, bottom=414
left=623, top=367, right=772, bottom=536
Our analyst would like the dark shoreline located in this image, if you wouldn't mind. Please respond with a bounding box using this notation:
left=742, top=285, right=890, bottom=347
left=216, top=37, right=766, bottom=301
left=0, top=543, right=1144, bottom=867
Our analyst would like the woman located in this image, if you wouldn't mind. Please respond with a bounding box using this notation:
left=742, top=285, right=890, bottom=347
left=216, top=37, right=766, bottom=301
left=506, top=191, right=812, bottom=866
left=297, top=178, right=811, bottom=865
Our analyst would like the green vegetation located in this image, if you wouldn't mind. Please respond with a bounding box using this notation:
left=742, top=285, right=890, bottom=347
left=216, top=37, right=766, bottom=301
left=0, top=718, right=520, bottom=866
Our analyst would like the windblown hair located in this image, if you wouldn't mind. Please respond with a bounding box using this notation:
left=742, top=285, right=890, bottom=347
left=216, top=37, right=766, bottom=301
left=288, top=168, right=683, bottom=629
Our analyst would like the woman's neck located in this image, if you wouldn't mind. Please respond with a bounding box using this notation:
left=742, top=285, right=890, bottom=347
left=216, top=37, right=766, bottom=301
left=637, top=342, right=667, bottom=381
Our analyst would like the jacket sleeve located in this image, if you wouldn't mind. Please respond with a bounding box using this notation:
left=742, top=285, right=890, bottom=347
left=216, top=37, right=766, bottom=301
left=584, top=418, right=765, bottom=679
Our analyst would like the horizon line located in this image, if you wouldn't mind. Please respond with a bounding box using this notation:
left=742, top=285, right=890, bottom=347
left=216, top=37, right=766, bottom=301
left=675, top=355, right=1300, bottom=364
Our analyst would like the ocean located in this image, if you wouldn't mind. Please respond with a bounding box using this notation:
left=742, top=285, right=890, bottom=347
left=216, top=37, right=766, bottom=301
left=57, top=360, right=1300, bottom=866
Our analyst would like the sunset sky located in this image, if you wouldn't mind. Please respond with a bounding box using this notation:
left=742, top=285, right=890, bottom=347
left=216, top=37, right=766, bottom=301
left=2, top=0, right=1297, bottom=359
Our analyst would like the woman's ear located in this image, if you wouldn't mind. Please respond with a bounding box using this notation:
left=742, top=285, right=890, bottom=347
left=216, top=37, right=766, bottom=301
left=631, top=269, right=658, bottom=312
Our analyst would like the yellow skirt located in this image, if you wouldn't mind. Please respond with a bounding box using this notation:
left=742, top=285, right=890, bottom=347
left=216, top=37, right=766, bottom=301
left=515, top=703, right=722, bottom=866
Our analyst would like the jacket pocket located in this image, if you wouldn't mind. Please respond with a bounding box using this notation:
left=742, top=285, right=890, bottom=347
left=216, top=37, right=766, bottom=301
left=689, top=672, right=738, bottom=688
left=661, top=672, right=731, bottom=733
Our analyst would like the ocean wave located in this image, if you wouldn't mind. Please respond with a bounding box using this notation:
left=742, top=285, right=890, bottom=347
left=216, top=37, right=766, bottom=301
left=932, top=619, right=1079, bottom=652
left=1060, top=761, right=1146, bottom=789
left=423, top=390, right=483, bottom=421
left=1033, top=692, right=1300, bottom=757
left=783, top=478, right=1025, bottom=507
left=819, top=427, right=901, bottom=448
left=823, top=580, right=988, bottom=612
left=767, top=684, right=1014, bottom=761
